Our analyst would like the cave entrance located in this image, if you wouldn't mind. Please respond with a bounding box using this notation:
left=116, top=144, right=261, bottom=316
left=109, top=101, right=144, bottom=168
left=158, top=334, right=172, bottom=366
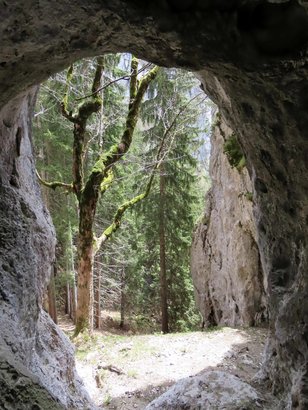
left=1, top=2, right=307, bottom=408
left=32, top=52, right=270, bottom=408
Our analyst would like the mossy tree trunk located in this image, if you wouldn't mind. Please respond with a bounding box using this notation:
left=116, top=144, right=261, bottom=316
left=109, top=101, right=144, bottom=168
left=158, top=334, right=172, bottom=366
left=75, top=210, right=96, bottom=333
left=37, top=56, right=159, bottom=335
left=75, top=59, right=159, bottom=335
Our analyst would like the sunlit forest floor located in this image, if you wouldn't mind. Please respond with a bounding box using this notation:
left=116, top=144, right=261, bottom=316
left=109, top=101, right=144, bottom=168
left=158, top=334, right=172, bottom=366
left=59, top=314, right=267, bottom=409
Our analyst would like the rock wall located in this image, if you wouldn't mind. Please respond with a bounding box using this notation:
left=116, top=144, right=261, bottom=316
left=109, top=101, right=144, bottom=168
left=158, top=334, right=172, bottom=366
left=0, top=92, right=92, bottom=408
left=0, top=1, right=308, bottom=408
left=199, top=63, right=308, bottom=409
left=191, top=118, right=267, bottom=328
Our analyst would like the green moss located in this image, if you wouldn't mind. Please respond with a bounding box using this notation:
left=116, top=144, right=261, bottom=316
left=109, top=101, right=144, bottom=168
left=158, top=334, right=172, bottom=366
left=237, top=155, right=246, bottom=171
left=78, top=99, right=101, bottom=120
left=92, top=144, right=119, bottom=174
left=238, top=191, right=254, bottom=202
left=223, top=134, right=246, bottom=171
left=213, top=111, right=222, bottom=128
left=73, top=317, right=90, bottom=338
left=244, top=191, right=253, bottom=202
left=62, top=65, right=74, bottom=109
left=100, top=170, right=114, bottom=193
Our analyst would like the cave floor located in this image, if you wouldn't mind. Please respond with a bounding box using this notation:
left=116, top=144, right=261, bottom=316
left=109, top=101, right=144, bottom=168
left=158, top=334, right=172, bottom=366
left=59, top=316, right=270, bottom=409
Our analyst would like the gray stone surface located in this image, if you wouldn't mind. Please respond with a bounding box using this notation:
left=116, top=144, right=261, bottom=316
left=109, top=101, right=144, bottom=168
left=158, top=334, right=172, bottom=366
left=191, top=119, right=267, bottom=327
left=0, top=1, right=307, bottom=408
left=146, top=371, right=263, bottom=410
left=0, top=346, right=64, bottom=410
left=0, top=92, right=92, bottom=408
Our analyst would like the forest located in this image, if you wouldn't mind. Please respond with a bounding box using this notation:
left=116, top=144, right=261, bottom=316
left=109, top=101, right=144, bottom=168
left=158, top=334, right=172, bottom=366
left=33, top=53, right=213, bottom=336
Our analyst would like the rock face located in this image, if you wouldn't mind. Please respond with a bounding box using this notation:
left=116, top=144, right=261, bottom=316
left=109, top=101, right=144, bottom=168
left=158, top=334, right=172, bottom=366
left=0, top=1, right=308, bottom=408
left=191, top=118, right=267, bottom=327
left=0, top=347, right=64, bottom=410
left=146, top=371, right=263, bottom=410
left=0, top=92, right=92, bottom=408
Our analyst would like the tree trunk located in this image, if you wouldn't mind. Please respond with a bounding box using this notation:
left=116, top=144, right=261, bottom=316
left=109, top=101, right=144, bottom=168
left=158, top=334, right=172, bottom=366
left=66, top=281, right=71, bottom=317
left=71, top=273, right=77, bottom=323
left=70, top=58, right=158, bottom=336
left=68, top=220, right=77, bottom=323
left=120, top=266, right=125, bottom=329
left=159, top=166, right=168, bottom=333
left=75, top=232, right=94, bottom=334
left=48, top=267, right=58, bottom=324
left=94, top=258, right=101, bottom=329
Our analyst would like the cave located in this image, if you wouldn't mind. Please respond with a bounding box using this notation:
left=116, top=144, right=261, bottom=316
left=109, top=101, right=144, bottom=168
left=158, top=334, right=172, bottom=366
left=0, top=1, right=307, bottom=409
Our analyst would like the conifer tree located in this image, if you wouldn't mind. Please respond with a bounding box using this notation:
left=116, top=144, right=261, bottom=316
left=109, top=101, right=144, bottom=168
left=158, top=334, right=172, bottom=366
left=132, top=68, right=208, bottom=332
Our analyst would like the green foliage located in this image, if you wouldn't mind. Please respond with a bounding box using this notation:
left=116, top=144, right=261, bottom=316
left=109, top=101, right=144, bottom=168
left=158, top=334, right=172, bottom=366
left=244, top=191, right=253, bottom=202
left=223, top=134, right=246, bottom=171
left=34, top=71, right=79, bottom=308
left=212, top=111, right=222, bottom=128
left=34, top=54, right=212, bottom=333
left=124, top=68, right=210, bottom=332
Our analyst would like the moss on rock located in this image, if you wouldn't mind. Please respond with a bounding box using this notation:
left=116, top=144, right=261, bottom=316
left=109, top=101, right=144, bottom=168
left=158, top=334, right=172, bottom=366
left=223, top=134, right=246, bottom=171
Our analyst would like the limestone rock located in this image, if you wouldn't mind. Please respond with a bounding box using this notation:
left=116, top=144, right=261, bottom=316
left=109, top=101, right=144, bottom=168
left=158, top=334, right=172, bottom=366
left=191, top=118, right=267, bottom=327
left=0, top=346, right=64, bottom=410
left=0, top=92, right=93, bottom=408
left=146, top=371, right=263, bottom=410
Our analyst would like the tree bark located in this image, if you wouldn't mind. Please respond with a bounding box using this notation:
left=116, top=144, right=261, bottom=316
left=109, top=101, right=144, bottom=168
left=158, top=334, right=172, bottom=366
left=159, top=165, right=168, bottom=333
left=120, top=266, right=125, bottom=328
left=59, top=57, right=159, bottom=335
left=65, top=281, right=71, bottom=317
left=94, top=259, right=101, bottom=329
left=71, top=273, right=77, bottom=323
left=75, top=228, right=94, bottom=334
left=48, top=267, right=58, bottom=324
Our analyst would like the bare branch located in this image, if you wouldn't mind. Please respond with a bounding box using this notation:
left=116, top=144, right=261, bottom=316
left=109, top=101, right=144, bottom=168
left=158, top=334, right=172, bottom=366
left=36, top=170, right=74, bottom=192
left=75, top=61, right=153, bottom=101
left=72, top=56, right=105, bottom=198
left=94, top=90, right=204, bottom=253
left=76, top=74, right=130, bottom=101
left=94, top=114, right=168, bottom=252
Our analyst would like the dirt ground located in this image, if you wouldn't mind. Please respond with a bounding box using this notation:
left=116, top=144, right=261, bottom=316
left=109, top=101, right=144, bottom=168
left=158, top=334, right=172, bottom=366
left=59, top=315, right=269, bottom=409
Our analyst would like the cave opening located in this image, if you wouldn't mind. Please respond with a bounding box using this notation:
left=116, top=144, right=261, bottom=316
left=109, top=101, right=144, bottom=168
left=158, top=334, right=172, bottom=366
left=30, top=52, right=271, bottom=408
left=1, top=1, right=308, bottom=409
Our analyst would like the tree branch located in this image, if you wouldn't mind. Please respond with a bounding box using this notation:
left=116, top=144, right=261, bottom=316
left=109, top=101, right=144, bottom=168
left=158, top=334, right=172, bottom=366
left=36, top=170, right=73, bottom=192
left=100, top=169, right=114, bottom=194
left=94, top=91, right=204, bottom=252
left=75, top=61, right=153, bottom=101
left=72, top=56, right=105, bottom=198
left=60, top=65, right=76, bottom=123
left=81, top=58, right=160, bottom=207
left=94, top=110, right=169, bottom=253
